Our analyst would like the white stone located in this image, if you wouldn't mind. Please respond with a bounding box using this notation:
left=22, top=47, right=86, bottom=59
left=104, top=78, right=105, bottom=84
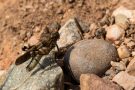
left=112, top=6, right=133, bottom=19
left=106, top=25, right=124, bottom=41
left=113, top=71, right=135, bottom=90
left=57, top=18, right=82, bottom=48
left=117, top=45, right=130, bottom=59
left=112, top=5, right=135, bottom=24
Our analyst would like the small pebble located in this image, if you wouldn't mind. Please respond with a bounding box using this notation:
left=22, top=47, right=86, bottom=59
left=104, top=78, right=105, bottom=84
left=132, top=51, right=135, bottom=56
left=106, top=25, right=124, bottom=42
left=117, top=45, right=130, bottom=59
left=115, top=14, right=129, bottom=30
left=111, top=61, right=126, bottom=71
left=112, top=6, right=133, bottom=19
left=126, top=41, right=135, bottom=48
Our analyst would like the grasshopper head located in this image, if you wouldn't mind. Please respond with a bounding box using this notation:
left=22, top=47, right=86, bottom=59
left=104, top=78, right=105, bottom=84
left=50, top=32, right=60, bottom=41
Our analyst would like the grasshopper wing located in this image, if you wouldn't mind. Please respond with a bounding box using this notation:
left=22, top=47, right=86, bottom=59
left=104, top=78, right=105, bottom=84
left=15, top=52, right=31, bottom=65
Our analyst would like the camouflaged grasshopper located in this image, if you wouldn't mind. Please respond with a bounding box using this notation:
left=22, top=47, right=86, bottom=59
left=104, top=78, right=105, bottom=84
left=15, top=30, right=60, bottom=71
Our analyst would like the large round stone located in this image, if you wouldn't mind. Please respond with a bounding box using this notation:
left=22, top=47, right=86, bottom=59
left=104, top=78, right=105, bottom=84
left=64, top=39, right=118, bottom=82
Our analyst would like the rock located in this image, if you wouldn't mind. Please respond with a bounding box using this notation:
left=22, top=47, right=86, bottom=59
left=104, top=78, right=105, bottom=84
left=84, top=32, right=91, bottom=39
left=57, top=18, right=82, bottom=48
left=112, top=6, right=133, bottom=19
left=126, top=41, right=135, bottom=49
left=126, top=57, right=135, bottom=76
left=64, top=39, right=118, bottom=82
left=80, top=74, right=122, bottom=90
left=124, top=38, right=131, bottom=44
left=89, top=23, right=98, bottom=31
left=112, top=5, right=135, bottom=24
left=115, top=14, right=129, bottom=30
left=117, top=45, right=130, bottom=59
left=106, top=25, right=124, bottom=42
left=129, top=10, right=135, bottom=24
left=114, top=41, right=121, bottom=46
left=113, top=71, right=135, bottom=90
left=78, top=20, right=90, bottom=33
left=0, top=70, right=7, bottom=87
left=88, top=23, right=98, bottom=38
left=111, top=61, right=126, bottom=71
left=105, top=68, right=118, bottom=79
left=132, top=51, right=135, bottom=56
left=2, top=55, right=64, bottom=90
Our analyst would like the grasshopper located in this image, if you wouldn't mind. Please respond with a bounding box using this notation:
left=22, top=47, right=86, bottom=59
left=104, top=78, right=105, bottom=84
left=15, top=30, right=60, bottom=71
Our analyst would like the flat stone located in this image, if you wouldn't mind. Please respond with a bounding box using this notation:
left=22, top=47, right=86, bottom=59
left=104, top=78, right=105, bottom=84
left=111, top=61, right=126, bottom=71
left=57, top=18, right=82, bottom=48
left=126, top=57, right=135, bottom=76
left=2, top=55, right=64, bottom=90
left=112, top=5, right=135, bottom=24
left=112, top=6, right=133, bottom=19
left=64, top=39, right=118, bottom=82
left=113, top=71, right=135, bottom=90
left=115, top=14, right=129, bottom=30
left=80, top=74, right=122, bottom=90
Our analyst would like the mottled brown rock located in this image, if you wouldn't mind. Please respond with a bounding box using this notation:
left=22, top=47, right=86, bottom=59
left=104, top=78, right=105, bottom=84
left=80, top=74, right=122, bottom=90
left=115, top=14, right=129, bottom=30
left=113, top=71, right=135, bottom=90
left=117, top=45, right=130, bottom=59
left=126, top=57, right=135, bottom=76
left=64, top=39, right=118, bottom=82
left=106, top=25, right=124, bottom=42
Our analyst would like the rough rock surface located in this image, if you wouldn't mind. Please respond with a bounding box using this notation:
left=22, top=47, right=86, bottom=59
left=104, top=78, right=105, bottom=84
left=113, top=71, right=135, bottom=90
left=111, top=61, right=126, bottom=71
left=117, top=45, right=130, bottom=59
left=80, top=74, right=122, bottom=90
left=106, top=25, right=124, bottom=42
left=115, top=14, right=129, bottom=30
left=2, top=55, right=64, bottom=90
left=64, top=39, right=118, bottom=82
left=126, top=57, right=135, bottom=76
left=57, top=18, right=82, bottom=48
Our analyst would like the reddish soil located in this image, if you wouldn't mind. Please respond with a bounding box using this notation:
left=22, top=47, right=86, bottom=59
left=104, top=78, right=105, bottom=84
left=0, top=0, right=135, bottom=70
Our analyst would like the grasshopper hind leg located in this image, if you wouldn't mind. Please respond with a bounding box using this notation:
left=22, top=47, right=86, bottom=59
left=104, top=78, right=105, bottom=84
left=26, top=55, right=44, bottom=71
